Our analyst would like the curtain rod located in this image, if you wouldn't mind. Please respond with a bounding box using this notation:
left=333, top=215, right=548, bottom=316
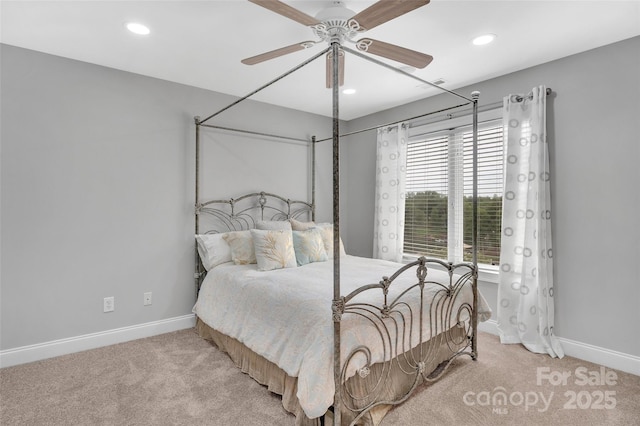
left=409, top=87, right=553, bottom=128
left=495, top=87, right=552, bottom=106
left=462, top=87, right=552, bottom=114
left=515, top=87, right=552, bottom=102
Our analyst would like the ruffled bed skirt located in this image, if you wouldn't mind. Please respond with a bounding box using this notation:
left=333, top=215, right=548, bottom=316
left=196, top=318, right=467, bottom=425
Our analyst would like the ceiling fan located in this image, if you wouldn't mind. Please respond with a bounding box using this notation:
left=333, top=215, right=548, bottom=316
left=241, top=0, right=433, bottom=88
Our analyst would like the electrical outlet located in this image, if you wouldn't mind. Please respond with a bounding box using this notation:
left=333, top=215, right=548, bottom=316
left=104, top=296, right=114, bottom=313
left=143, top=292, right=152, bottom=306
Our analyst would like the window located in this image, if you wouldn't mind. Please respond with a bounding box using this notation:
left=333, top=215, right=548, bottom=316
left=404, top=119, right=504, bottom=266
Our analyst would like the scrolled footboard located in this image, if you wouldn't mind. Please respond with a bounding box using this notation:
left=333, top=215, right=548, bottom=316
left=335, top=257, right=478, bottom=425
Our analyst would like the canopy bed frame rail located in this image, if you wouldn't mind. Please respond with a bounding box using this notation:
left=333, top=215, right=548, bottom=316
left=194, top=35, right=480, bottom=425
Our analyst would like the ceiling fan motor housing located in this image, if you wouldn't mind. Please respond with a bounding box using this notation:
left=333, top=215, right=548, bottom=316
left=313, top=3, right=361, bottom=45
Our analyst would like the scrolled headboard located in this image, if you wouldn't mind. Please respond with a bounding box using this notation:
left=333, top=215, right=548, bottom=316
left=195, top=191, right=314, bottom=234
left=194, top=191, right=314, bottom=292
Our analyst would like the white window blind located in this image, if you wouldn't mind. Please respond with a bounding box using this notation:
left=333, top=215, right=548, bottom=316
left=404, top=134, right=448, bottom=258
left=404, top=119, right=504, bottom=265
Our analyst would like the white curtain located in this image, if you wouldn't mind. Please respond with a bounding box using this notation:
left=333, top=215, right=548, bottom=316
left=497, top=86, right=564, bottom=358
left=373, top=124, right=407, bottom=262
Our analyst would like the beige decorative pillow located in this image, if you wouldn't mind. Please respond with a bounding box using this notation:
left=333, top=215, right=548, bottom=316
left=316, top=223, right=346, bottom=258
left=289, top=218, right=316, bottom=231
left=292, top=229, right=328, bottom=266
left=250, top=229, right=297, bottom=271
left=222, top=230, right=256, bottom=265
left=257, top=220, right=292, bottom=231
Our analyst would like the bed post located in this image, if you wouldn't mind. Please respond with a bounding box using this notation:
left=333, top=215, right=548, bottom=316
left=471, top=91, right=480, bottom=360
left=330, top=40, right=342, bottom=426
left=312, top=135, right=317, bottom=222
left=194, top=116, right=202, bottom=296
left=195, top=116, right=201, bottom=234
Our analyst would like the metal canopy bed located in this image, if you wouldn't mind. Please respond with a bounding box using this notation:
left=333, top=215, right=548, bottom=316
left=192, top=40, right=488, bottom=426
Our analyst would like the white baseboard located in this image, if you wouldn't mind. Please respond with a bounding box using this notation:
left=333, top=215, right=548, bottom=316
left=3, top=316, right=638, bottom=377
left=0, top=314, right=196, bottom=369
left=478, top=319, right=640, bottom=376
left=558, top=336, right=640, bottom=376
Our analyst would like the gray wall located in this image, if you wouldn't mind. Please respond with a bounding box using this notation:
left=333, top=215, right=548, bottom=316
left=0, top=44, right=334, bottom=350
left=343, top=36, right=640, bottom=357
left=3, top=36, right=639, bottom=360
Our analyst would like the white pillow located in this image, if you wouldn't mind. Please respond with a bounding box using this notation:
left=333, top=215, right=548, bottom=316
left=223, top=230, right=256, bottom=265
left=195, top=233, right=232, bottom=271
left=250, top=229, right=297, bottom=271
left=316, top=223, right=347, bottom=258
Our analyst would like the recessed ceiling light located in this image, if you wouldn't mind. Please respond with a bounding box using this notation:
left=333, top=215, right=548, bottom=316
left=126, top=22, right=150, bottom=35
left=342, top=88, right=356, bottom=95
left=472, top=34, right=496, bottom=46
left=398, top=65, right=417, bottom=74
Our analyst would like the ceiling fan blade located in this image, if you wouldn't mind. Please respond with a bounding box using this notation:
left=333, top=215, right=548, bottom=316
left=241, top=41, right=315, bottom=65
left=326, top=50, right=345, bottom=88
left=249, top=0, right=321, bottom=27
left=356, top=38, right=433, bottom=69
left=349, top=0, right=430, bottom=31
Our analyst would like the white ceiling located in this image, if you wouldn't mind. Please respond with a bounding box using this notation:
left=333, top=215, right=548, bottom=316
left=2, top=1, right=639, bottom=120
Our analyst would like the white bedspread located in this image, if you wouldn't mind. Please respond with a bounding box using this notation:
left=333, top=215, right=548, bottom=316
left=193, top=255, right=491, bottom=418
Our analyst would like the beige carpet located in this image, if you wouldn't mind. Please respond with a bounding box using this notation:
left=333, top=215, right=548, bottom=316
left=1, top=329, right=638, bottom=425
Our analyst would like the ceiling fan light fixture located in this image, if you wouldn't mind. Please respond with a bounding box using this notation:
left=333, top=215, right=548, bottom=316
left=342, top=88, right=356, bottom=95
left=126, top=22, right=150, bottom=35
left=472, top=34, right=496, bottom=46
